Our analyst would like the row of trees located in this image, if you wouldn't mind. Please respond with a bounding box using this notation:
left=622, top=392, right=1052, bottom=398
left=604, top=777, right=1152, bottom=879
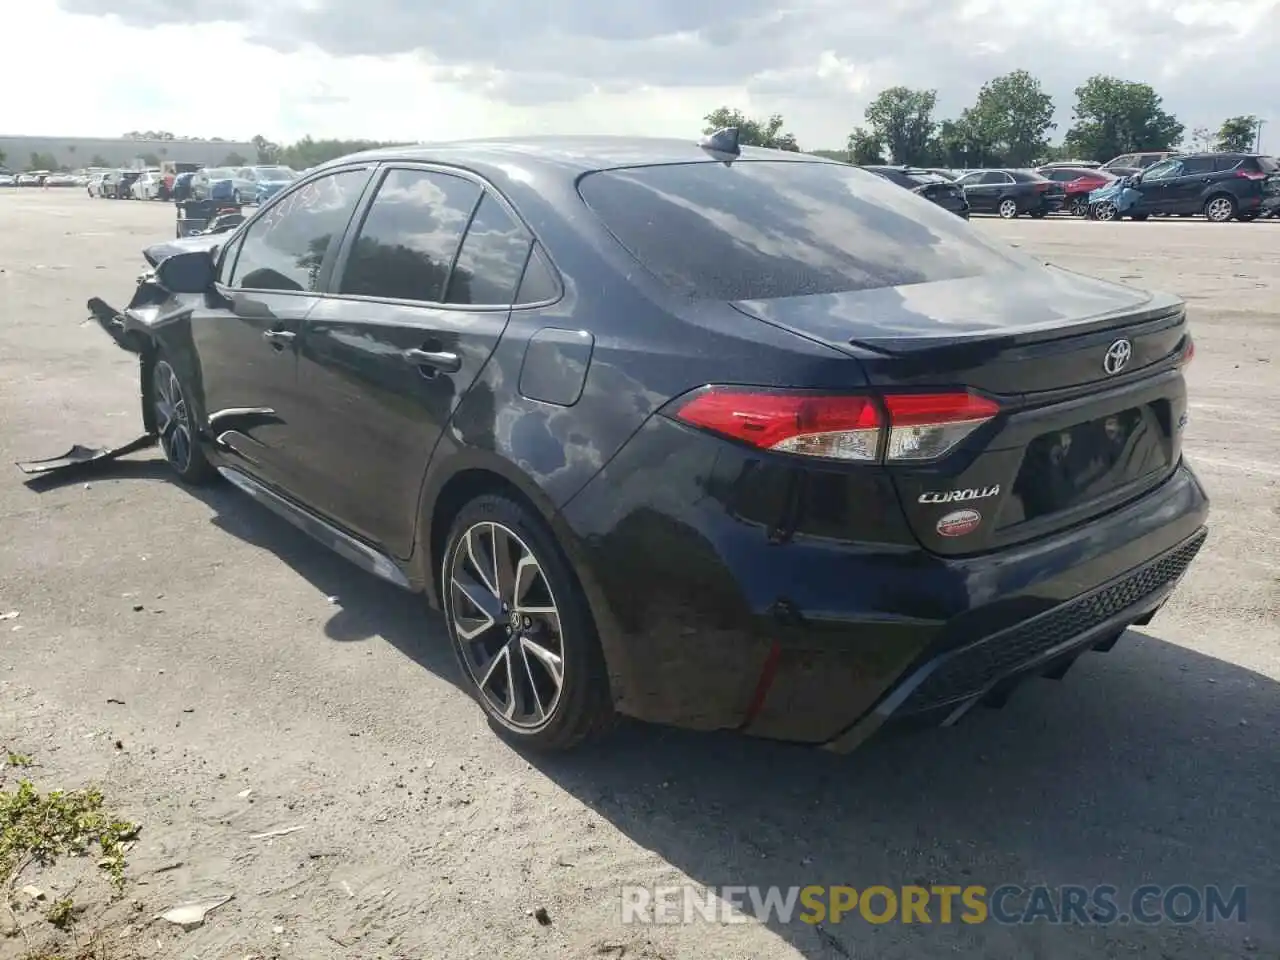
left=704, top=72, right=1265, bottom=168
left=0, top=134, right=404, bottom=173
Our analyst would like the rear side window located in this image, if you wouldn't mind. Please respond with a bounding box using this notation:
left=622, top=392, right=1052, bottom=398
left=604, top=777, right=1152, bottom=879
left=339, top=168, right=481, bottom=303
left=516, top=246, right=559, bottom=304
left=979, top=171, right=1010, bottom=185
left=1215, top=156, right=1243, bottom=172
left=445, top=193, right=532, bottom=306
left=1180, top=157, right=1214, bottom=175
left=230, top=168, right=368, bottom=292
left=1009, top=171, right=1046, bottom=182
left=578, top=161, right=1020, bottom=301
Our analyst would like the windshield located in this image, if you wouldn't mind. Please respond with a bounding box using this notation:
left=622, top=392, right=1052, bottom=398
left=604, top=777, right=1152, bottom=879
left=253, top=166, right=295, bottom=180
left=578, top=160, right=1021, bottom=301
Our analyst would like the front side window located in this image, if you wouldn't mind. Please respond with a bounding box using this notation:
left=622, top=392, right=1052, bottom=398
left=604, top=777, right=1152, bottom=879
left=445, top=193, right=532, bottom=306
left=229, top=168, right=368, bottom=292
left=1142, top=159, right=1182, bottom=180
left=979, top=171, right=1010, bottom=185
left=339, top=168, right=481, bottom=303
left=578, top=160, right=1022, bottom=301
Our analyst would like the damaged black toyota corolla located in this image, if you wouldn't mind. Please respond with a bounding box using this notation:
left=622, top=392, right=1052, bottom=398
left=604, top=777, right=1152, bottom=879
left=46, top=132, right=1209, bottom=751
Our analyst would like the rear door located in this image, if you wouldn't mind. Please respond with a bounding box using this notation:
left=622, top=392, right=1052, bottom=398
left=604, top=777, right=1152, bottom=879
left=188, top=165, right=373, bottom=494
left=292, top=165, right=535, bottom=557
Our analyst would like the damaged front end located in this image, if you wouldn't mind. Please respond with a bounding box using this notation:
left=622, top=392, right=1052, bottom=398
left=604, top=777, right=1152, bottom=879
left=16, top=234, right=224, bottom=478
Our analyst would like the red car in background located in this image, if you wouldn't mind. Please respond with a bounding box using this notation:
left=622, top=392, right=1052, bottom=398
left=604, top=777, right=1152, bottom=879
left=1035, top=166, right=1116, bottom=216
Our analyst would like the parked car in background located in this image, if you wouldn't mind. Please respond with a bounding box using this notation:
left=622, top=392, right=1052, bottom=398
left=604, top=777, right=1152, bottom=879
left=17, top=173, right=45, bottom=186
left=861, top=164, right=970, bottom=218
left=1101, top=151, right=1177, bottom=173
left=87, top=172, right=109, bottom=196
left=89, top=135, right=1207, bottom=752
left=0, top=173, right=16, bottom=187
left=1039, top=159, right=1102, bottom=170
left=189, top=167, right=238, bottom=202
left=43, top=173, right=78, bottom=187
left=1119, top=153, right=1280, bottom=222
left=131, top=170, right=165, bottom=200
left=1035, top=165, right=1116, bottom=216
left=236, top=165, right=298, bottom=203
left=113, top=170, right=142, bottom=199
left=952, top=168, right=1066, bottom=218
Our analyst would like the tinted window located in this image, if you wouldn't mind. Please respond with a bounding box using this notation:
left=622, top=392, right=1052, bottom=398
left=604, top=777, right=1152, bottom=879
left=340, top=168, right=480, bottom=303
left=979, top=171, right=1009, bottom=185
left=578, top=161, right=1020, bottom=301
left=445, top=193, right=531, bottom=305
left=216, top=232, right=245, bottom=285
left=1180, top=157, right=1214, bottom=175
left=955, top=172, right=982, bottom=186
left=516, top=246, right=558, bottom=304
left=230, top=168, right=368, bottom=292
left=1215, top=156, right=1243, bottom=172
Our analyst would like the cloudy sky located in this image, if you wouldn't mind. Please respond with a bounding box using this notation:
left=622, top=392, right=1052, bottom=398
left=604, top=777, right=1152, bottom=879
left=3, top=0, right=1276, bottom=150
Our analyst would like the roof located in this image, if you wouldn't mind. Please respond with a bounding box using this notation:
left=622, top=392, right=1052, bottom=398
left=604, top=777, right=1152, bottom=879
left=323, top=135, right=832, bottom=182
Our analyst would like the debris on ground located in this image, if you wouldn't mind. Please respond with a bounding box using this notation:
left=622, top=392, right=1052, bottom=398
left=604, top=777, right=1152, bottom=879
left=249, top=825, right=306, bottom=840
left=157, top=893, right=234, bottom=931
left=0, top=611, right=19, bottom=621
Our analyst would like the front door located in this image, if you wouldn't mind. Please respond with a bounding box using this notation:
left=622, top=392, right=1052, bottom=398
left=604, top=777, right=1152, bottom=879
left=1162, top=156, right=1216, bottom=214
left=292, top=166, right=534, bottom=558
left=1132, top=158, right=1183, bottom=214
left=187, top=165, right=374, bottom=494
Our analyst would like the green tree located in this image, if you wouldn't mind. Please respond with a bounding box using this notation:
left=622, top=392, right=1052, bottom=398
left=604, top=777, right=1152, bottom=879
left=929, top=118, right=980, bottom=167
left=864, top=87, right=937, bottom=165
left=222, top=152, right=248, bottom=166
left=276, top=136, right=407, bottom=169
left=702, top=107, right=800, bottom=151
left=1215, top=115, right=1260, bottom=152
left=1185, top=127, right=1214, bottom=152
left=88, top=154, right=109, bottom=167
left=1062, top=75, right=1184, bottom=162
left=252, top=134, right=281, bottom=164
left=0, top=148, right=7, bottom=167
left=27, top=151, right=58, bottom=171
left=846, top=127, right=885, bottom=164
left=964, top=70, right=1056, bottom=167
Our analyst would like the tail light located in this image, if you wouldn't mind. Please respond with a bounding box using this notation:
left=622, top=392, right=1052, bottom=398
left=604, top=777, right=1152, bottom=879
left=1235, top=169, right=1267, bottom=180
left=666, top=387, right=999, bottom=463
left=1179, top=335, right=1195, bottom=366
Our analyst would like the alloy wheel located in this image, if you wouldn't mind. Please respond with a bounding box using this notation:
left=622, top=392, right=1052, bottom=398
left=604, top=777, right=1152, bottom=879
left=448, top=521, right=565, bottom=730
left=1205, top=197, right=1233, bottom=222
left=998, top=199, right=1018, bottom=219
left=1095, top=201, right=1118, bottom=221
left=1069, top=198, right=1088, bottom=217
left=152, top=360, right=193, bottom=473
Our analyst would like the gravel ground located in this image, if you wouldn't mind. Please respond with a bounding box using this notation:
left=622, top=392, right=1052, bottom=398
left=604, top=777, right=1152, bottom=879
left=1, top=191, right=1276, bottom=960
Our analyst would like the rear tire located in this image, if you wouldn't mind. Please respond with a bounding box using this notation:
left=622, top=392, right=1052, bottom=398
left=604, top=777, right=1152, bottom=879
left=442, top=494, right=616, bottom=751
left=1204, top=194, right=1236, bottom=222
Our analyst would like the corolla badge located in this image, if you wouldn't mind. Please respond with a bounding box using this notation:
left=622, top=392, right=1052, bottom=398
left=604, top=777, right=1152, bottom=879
left=919, top=485, right=1000, bottom=504
left=936, top=509, right=982, bottom=538
left=1103, top=338, right=1133, bottom=375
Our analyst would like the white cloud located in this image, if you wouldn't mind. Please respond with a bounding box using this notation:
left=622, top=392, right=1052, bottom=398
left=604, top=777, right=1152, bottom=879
left=2, top=0, right=1276, bottom=150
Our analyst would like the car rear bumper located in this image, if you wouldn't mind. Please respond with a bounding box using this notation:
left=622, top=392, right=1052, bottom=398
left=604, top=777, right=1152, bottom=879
left=559, top=415, right=1210, bottom=745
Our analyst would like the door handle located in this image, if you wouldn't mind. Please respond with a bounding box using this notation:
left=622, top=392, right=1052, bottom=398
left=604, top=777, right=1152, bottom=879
left=402, top=347, right=461, bottom=373
left=262, top=329, right=295, bottom=346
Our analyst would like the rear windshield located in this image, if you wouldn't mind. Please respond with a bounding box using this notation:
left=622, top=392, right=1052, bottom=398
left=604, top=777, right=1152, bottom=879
left=1257, top=156, right=1278, bottom=173
left=577, top=161, right=1020, bottom=300
left=905, top=171, right=950, bottom=186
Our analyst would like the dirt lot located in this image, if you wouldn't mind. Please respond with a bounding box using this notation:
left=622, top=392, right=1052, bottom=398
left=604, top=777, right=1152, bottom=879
left=1, top=190, right=1276, bottom=960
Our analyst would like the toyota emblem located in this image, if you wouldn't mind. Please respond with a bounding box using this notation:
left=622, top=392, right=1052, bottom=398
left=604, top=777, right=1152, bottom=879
left=1103, top=339, right=1132, bottom=375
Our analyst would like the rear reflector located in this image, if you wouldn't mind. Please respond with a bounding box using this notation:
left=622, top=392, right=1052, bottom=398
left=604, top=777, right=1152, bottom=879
left=667, top=387, right=999, bottom=463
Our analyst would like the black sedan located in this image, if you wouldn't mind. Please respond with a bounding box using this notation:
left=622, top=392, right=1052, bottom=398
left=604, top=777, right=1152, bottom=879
left=77, top=134, right=1208, bottom=752
left=861, top=165, right=970, bottom=218
left=953, top=168, right=1066, bottom=218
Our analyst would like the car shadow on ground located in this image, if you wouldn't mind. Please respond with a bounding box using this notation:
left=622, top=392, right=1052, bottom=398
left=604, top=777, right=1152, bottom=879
left=24, top=459, right=1279, bottom=958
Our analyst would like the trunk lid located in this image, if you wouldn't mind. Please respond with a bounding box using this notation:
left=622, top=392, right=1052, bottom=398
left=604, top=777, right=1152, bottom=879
left=732, top=266, right=1191, bottom=555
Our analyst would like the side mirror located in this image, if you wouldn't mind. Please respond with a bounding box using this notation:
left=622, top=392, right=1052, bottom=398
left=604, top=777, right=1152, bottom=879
left=154, top=249, right=215, bottom=294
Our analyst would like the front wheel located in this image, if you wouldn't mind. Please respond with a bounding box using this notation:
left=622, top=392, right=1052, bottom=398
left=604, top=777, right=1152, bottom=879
left=1093, top=201, right=1119, bottom=221
left=998, top=198, right=1019, bottom=219
left=151, top=354, right=214, bottom=484
left=442, top=495, right=615, bottom=751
